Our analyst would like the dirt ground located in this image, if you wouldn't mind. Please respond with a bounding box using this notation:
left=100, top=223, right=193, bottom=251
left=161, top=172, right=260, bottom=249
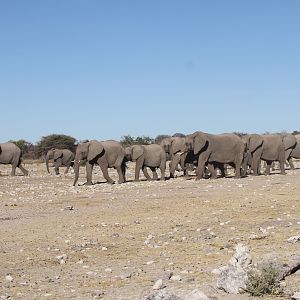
left=0, top=161, right=299, bottom=300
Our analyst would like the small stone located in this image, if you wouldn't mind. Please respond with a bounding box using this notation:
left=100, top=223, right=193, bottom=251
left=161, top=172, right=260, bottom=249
left=170, top=275, right=182, bottom=282
left=120, top=272, right=132, bottom=280
left=91, top=291, right=105, bottom=298
left=64, top=205, right=74, bottom=210
left=56, top=254, right=68, bottom=264
left=184, top=289, right=209, bottom=300
left=152, top=279, right=165, bottom=290
left=211, top=268, right=221, bottom=275
left=287, top=236, right=300, bottom=243
left=5, top=275, right=13, bottom=282
left=105, top=268, right=112, bottom=273
left=292, top=291, right=300, bottom=300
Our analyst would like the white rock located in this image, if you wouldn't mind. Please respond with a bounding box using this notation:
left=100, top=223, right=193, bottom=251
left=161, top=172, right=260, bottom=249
left=183, top=289, right=209, bottom=300
left=287, top=236, right=300, bottom=243
left=5, top=275, right=13, bottom=282
left=152, top=279, right=165, bottom=290
left=170, top=275, right=182, bottom=282
left=292, top=291, right=300, bottom=300
left=216, top=243, right=252, bottom=294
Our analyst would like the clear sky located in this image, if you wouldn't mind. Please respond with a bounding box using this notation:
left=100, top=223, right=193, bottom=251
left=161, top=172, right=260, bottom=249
left=1, top=1, right=299, bottom=143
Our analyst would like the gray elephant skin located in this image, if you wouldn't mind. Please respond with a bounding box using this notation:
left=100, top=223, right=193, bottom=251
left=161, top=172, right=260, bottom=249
left=246, top=133, right=296, bottom=175
left=125, top=144, right=166, bottom=181
left=160, top=136, right=197, bottom=178
left=288, top=134, right=300, bottom=169
left=186, top=132, right=246, bottom=179
left=46, top=148, right=75, bottom=175
left=73, top=140, right=126, bottom=186
left=0, top=142, right=28, bottom=176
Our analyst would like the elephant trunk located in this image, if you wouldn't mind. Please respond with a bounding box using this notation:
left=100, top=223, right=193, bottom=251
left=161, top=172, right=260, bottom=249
left=73, top=159, right=80, bottom=186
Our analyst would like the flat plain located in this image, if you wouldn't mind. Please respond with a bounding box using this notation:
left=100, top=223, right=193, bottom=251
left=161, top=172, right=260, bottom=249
left=0, top=162, right=299, bottom=299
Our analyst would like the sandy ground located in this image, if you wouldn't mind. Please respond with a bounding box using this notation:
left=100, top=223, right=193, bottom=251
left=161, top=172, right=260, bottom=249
left=0, top=161, right=300, bottom=300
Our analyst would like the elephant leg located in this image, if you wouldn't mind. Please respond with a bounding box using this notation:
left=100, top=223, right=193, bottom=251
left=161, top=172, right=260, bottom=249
left=251, top=151, right=261, bottom=176
left=54, top=164, right=60, bottom=175
left=207, top=163, right=217, bottom=179
left=134, top=159, right=143, bottom=182
left=64, top=159, right=73, bottom=174
left=85, top=162, right=94, bottom=185
left=170, top=154, right=181, bottom=178
left=11, top=164, right=17, bottom=176
left=115, top=164, right=125, bottom=184
left=149, top=167, right=158, bottom=180
left=195, top=153, right=209, bottom=180
left=54, top=158, right=63, bottom=175
left=234, top=154, right=243, bottom=178
left=18, top=162, right=29, bottom=176
left=64, top=164, right=70, bottom=174
left=121, top=160, right=126, bottom=182
left=159, top=161, right=166, bottom=181
left=288, top=157, right=295, bottom=170
left=99, top=163, right=115, bottom=184
left=278, top=155, right=286, bottom=175
left=168, top=161, right=174, bottom=178
left=264, top=161, right=272, bottom=175
left=142, top=166, right=152, bottom=181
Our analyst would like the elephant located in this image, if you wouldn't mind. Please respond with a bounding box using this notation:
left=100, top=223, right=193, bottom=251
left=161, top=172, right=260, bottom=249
left=288, top=134, right=300, bottom=169
left=245, top=133, right=296, bottom=175
left=125, top=144, right=166, bottom=181
left=45, top=148, right=75, bottom=175
left=185, top=131, right=246, bottom=179
left=160, top=136, right=197, bottom=178
left=0, top=142, right=28, bottom=176
left=73, top=140, right=126, bottom=186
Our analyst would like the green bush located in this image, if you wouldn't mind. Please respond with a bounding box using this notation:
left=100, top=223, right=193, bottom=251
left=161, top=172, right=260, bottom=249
left=246, top=263, right=283, bottom=297
left=36, top=134, right=76, bottom=156
left=120, top=135, right=154, bottom=147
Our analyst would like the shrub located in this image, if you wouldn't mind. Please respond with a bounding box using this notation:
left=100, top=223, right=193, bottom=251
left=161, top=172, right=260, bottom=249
left=246, top=263, right=283, bottom=297
left=120, top=135, right=154, bottom=147
left=172, top=132, right=186, bottom=137
left=36, top=134, right=76, bottom=157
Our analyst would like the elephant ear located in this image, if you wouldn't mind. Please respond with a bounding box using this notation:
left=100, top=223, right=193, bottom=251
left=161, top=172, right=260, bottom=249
left=53, top=150, right=63, bottom=160
left=249, top=135, right=263, bottom=153
left=132, top=145, right=144, bottom=161
left=194, top=133, right=207, bottom=155
left=283, top=134, right=296, bottom=150
left=87, top=141, right=104, bottom=161
left=171, top=138, right=183, bottom=154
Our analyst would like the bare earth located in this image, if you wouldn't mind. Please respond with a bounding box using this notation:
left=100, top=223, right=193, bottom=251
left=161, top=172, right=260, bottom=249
left=0, top=162, right=299, bottom=300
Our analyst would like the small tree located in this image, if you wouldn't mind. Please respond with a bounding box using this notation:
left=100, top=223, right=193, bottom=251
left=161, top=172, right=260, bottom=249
left=172, top=133, right=186, bottom=137
left=120, top=135, right=154, bottom=147
left=120, top=135, right=136, bottom=147
left=36, top=134, right=76, bottom=157
left=135, top=135, right=154, bottom=145
left=233, top=132, right=248, bottom=137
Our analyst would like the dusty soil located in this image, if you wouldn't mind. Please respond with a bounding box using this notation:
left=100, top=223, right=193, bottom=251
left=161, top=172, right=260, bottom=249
left=0, top=161, right=299, bottom=300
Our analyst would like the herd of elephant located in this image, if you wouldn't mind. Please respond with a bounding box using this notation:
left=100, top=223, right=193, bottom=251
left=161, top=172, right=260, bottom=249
left=1, top=131, right=300, bottom=186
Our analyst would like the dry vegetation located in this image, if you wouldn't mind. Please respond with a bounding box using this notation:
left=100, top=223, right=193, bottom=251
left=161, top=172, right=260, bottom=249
left=0, top=161, right=299, bottom=299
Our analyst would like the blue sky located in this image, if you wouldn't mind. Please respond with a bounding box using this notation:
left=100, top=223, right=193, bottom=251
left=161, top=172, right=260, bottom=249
left=1, top=1, right=299, bottom=143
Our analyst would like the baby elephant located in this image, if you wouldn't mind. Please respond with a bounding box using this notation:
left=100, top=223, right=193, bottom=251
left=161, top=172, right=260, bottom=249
left=125, top=144, right=166, bottom=181
left=45, top=148, right=75, bottom=175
